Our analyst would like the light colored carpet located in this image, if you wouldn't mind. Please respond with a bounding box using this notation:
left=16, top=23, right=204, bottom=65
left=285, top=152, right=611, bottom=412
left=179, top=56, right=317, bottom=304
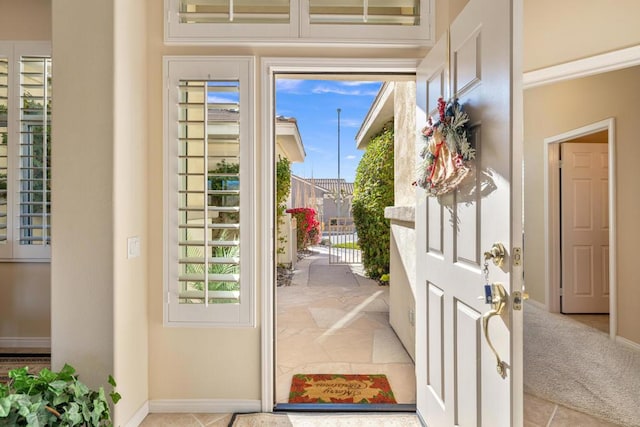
left=230, top=413, right=421, bottom=427
left=524, top=302, right=640, bottom=427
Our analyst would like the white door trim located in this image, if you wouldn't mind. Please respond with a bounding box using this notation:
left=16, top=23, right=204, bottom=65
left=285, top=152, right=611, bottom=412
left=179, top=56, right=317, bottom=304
left=259, top=57, right=419, bottom=411
left=543, top=118, right=617, bottom=338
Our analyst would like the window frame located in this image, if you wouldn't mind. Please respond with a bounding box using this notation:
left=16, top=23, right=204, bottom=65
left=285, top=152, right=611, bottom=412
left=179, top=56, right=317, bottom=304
left=165, top=0, right=300, bottom=44
left=0, top=41, right=52, bottom=262
left=163, top=56, right=256, bottom=327
left=164, top=0, right=435, bottom=46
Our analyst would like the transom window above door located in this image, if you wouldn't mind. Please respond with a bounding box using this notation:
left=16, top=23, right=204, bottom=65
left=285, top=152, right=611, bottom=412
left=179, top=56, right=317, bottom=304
left=165, top=0, right=434, bottom=45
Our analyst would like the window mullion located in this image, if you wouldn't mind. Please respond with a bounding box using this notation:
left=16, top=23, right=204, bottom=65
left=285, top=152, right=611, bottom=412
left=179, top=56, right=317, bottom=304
left=203, top=85, right=210, bottom=307
left=41, top=58, right=49, bottom=245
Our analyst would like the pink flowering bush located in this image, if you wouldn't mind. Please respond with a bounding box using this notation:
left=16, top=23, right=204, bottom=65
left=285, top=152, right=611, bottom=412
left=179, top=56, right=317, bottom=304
left=286, top=207, right=321, bottom=250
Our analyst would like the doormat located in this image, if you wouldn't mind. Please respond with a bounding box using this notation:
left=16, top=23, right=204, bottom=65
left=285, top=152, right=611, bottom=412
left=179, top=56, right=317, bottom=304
left=288, top=374, right=397, bottom=404
left=0, top=355, right=51, bottom=383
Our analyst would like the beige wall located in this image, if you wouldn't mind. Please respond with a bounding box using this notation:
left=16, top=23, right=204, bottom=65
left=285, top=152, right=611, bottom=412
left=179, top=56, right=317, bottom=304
left=52, top=0, right=150, bottom=423
left=113, top=0, right=149, bottom=423
left=524, top=66, right=640, bottom=345
left=0, top=2, right=51, bottom=343
left=0, top=263, right=50, bottom=339
left=0, top=0, right=51, bottom=40
left=524, top=0, right=640, bottom=72
left=51, top=0, right=114, bottom=394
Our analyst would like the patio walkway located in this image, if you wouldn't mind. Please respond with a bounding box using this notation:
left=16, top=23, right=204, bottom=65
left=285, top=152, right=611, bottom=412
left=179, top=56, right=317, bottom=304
left=275, top=246, right=416, bottom=404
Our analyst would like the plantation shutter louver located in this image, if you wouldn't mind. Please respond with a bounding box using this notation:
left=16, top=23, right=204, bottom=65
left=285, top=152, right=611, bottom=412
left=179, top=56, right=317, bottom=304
left=165, top=57, right=254, bottom=326
left=178, top=79, right=241, bottom=305
left=178, top=0, right=290, bottom=24
left=19, top=56, right=51, bottom=248
left=0, top=58, right=8, bottom=245
left=308, top=0, right=420, bottom=25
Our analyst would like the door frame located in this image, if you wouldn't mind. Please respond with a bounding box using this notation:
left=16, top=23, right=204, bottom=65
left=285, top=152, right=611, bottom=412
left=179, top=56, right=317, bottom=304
left=543, top=118, right=617, bottom=337
left=259, top=57, right=419, bottom=411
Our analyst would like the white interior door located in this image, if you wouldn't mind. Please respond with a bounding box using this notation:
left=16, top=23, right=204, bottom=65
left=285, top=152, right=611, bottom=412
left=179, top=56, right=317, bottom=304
left=561, top=142, right=609, bottom=313
left=415, top=0, right=523, bottom=425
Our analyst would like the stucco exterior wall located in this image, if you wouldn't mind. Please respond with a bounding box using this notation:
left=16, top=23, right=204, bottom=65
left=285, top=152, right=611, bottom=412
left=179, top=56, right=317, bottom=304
left=524, top=66, right=640, bottom=345
left=386, top=82, right=417, bottom=360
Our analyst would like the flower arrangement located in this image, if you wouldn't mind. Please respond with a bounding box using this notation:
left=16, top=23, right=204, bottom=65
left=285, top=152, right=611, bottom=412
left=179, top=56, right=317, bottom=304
left=415, top=97, right=475, bottom=196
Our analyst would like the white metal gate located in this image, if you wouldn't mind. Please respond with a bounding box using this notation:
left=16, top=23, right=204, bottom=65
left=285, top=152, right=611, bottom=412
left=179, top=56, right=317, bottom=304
left=328, top=217, right=361, bottom=264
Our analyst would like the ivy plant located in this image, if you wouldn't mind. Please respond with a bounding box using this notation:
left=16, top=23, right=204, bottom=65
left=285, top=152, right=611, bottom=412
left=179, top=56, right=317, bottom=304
left=0, top=364, right=120, bottom=427
left=275, top=156, right=291, bottom=254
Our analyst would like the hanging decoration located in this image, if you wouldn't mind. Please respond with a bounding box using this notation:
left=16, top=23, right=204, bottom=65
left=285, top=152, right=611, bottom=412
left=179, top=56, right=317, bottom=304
left=414, top=97, right=475, bottom=196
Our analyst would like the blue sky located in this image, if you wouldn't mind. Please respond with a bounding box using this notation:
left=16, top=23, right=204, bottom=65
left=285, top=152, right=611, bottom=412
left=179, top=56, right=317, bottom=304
left=276, top=79, right=383, bottom=183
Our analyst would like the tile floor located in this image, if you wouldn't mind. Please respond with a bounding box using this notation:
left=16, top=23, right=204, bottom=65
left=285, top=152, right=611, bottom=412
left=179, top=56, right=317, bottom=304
left=275, top=249, right=415, bottom=404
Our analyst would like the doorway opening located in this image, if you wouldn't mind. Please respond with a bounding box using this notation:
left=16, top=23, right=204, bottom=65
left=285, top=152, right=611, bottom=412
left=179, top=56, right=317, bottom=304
left=270, top=73, right=416, bottom=411
left=544, top=118, right=616, bottom=336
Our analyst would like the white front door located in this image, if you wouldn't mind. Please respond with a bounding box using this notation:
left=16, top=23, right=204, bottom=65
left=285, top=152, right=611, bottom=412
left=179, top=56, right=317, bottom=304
left=415, top=0, right=523, bottom=425
left=561, top=142, right=609, bottom=313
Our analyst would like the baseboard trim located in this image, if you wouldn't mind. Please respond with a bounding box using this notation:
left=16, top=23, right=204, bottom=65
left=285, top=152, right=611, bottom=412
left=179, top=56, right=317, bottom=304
left=0, top=337, right=51, bottom=348
left=148, top=399, right=261, bottom=414
left=616, top=335, right=640, bottom=352
left=123, top=401, right=149, bottom=427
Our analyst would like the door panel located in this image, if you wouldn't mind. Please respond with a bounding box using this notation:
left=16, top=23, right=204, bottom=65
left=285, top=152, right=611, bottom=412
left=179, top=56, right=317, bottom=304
left=561, top=142, right=609, bottom=313
left=415, top=0, right=522, bottom=425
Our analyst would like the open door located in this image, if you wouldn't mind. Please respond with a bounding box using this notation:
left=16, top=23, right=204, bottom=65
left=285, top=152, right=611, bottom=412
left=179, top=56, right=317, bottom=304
left=415, top=0, right=524, bottom=425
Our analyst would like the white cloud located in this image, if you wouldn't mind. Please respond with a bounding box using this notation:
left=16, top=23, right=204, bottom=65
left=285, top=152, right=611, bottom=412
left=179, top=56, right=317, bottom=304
left=305, top=145, right=325, bottom=154
left=340, top=81, right=380, bottom=87
left=345, top=155, right=357, bottom=160
left=311, top=85, right=378, bottom=97
left=339, top=118, right=364, bottom=128
left=208, top=95, right=238, bottom=104
left=276, top=79, right=304, bottom=93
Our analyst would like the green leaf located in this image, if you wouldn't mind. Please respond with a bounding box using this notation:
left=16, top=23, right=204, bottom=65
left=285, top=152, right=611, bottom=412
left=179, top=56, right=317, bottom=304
left=107, top=375, right=117, bottom=388
left=0, top=397, right=10, bottom=417
left=110, top=391, right=122, bottom=405
left=57, top=364, right=76, bottom=381
left=63, top=402, right=83, bottom=425
left=37, top=368, right=56, bottom=383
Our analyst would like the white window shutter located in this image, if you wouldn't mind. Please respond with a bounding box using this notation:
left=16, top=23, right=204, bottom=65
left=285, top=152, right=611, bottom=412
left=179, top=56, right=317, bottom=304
left=164, top=57, right=255, bottom=326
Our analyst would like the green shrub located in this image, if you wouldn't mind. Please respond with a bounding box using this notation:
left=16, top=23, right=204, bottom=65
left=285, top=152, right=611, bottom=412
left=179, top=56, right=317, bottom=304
left=352, top=122, right=394, bottom=280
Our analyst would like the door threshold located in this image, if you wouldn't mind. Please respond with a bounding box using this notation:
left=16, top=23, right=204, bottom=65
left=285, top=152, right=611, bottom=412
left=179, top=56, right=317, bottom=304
left=274, top=403, right=416, bottom=412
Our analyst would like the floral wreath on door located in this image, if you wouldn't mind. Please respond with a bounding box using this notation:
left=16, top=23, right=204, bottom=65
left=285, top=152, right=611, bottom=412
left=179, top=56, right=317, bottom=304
left=414, top=97, right=475, bottom=196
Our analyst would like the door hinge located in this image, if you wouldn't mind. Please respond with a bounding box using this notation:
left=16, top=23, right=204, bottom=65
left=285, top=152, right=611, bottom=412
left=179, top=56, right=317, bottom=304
left=559, top=160, right=564, bottom=168
left=512, top=247, right=522, bottom=266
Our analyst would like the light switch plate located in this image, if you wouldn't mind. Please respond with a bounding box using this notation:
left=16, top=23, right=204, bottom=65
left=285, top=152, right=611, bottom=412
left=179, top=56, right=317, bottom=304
left=127, top=236, right=141, bottom=259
